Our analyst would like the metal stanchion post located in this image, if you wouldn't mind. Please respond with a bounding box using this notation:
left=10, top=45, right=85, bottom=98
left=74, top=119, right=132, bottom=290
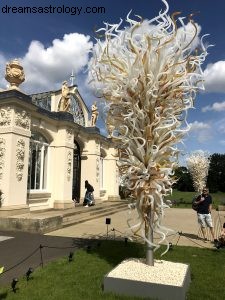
left=39, top=244, right=44, bottom=268
left=105, top=218, right=111, bottom=239
left=112, top=228, right=116, bottom=240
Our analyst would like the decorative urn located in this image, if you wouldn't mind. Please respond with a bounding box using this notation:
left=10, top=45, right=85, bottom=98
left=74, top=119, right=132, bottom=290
left=5, top=59, right=25, bottom=90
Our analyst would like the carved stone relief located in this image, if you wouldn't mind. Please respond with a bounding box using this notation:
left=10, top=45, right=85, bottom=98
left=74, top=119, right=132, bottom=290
left=116, top=167, right=119, bottom=184
left=67, top=151, right=72, bottom=181
left=0, top=138, right=6, bottom=180
left=16, top=139, right=25, bottom=181
left=66, top=128, right=73, bottom=142
left=96, top=141, right=99, bottom=152
left=0, top=107, right=12, bottom=126
left=96, top=157, right=100, bottom=183
left=15, top=109, right=30, bottom=130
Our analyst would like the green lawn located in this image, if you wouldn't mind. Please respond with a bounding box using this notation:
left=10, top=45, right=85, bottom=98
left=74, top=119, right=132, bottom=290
left=165, top=190, right=225, bottom=209
left=0, top=240, right=224, bottom=300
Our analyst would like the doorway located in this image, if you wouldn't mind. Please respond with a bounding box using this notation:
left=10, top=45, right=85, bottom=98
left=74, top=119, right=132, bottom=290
left=72, top=141, right=81, bottom=202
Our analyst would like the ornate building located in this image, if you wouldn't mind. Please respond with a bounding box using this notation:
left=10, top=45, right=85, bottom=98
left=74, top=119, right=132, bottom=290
left=0, top=61, right=119, bottom=219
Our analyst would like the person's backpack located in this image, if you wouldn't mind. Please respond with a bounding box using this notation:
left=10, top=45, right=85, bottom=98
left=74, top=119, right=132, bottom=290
left=192, top=196, right=199, bottom=211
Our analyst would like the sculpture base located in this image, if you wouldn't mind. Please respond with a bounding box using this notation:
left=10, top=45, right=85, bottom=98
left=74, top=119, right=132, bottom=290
left=104, top=259, right=191, bottom=300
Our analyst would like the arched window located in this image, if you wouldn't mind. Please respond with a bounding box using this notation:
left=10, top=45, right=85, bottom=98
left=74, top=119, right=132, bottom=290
left=28, top=132, right=49, bottom=190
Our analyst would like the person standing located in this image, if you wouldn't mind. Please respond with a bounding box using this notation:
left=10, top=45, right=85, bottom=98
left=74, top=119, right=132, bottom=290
left=83, top=180, right=95, bottom=207
left=194, top=187, right=217, bottom=243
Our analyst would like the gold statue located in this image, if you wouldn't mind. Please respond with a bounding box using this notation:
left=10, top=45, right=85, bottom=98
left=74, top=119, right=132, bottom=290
left=58, top=81, right=71, bottom=112
left=91, top=101, right=99, bottom=126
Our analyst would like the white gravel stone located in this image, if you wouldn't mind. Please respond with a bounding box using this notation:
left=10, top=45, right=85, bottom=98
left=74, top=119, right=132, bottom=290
left=107, top=259, right=189, bottom=287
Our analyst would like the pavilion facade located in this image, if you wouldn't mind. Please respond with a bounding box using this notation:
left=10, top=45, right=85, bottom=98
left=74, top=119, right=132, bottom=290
left=0, top=62, right=120, bottom=217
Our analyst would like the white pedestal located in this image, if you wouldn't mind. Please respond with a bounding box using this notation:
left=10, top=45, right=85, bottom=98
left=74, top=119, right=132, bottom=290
left=104, top=259, right=191, bottom=300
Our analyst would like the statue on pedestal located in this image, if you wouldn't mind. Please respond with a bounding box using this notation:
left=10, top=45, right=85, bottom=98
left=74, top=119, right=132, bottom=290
left=58, top=81, right=71, bottom=112
left=91, top=102, right=99, bottom=126
left=107, top=124, right=115, bottom=138
left=5, top=59, right=25, bottom=90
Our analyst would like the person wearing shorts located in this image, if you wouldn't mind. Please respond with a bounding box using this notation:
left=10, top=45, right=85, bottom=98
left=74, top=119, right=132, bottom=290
left=194, top=187, right=216, bottom=243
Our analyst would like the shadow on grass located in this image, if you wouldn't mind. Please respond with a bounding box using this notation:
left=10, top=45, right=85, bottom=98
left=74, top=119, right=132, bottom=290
left=83, top=238, right=224, bottom=270
left=180, top=233, right=202, bottom=240
left=0, top=291, right=8, bottom=299
left=70, top=237, right=141, bottom=266
left=71, top=237, right=92, bottom=248
left=83, top=239, right=162, bottom=266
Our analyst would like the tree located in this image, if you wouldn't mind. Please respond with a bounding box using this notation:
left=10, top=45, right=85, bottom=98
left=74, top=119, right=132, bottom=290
left=89, top=0, right=208, bottom=265
left=173, top=166, right=194, bottom=192
left=207, top=153, right=225, bottom=192
left=186, top=151, right=210, bottom=193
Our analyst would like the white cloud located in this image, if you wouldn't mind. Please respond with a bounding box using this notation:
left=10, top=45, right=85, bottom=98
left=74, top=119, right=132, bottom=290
left=202, top=101, right=225, bottom=112
left=188, top=121, right=212, bottom=143
left=0, top=33, right=93, bottom=93
left=0, top=53, right=7, bottom=89
left=0, top=53, right=7, bottom=67
left=189, top=121, right=210, bottom=131
left=215, top=118, right=225, bottom=133
left=203, top=61, right=225, bottom=93
left=196, top=132, right=211, bottom=143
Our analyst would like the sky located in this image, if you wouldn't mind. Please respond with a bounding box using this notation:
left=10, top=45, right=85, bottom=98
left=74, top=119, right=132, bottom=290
left=0, top=0, right=225, bottom=163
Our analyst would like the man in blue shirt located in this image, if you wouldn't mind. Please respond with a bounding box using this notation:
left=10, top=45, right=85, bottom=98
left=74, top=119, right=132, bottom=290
left=194, top=187, right=217, bottom=243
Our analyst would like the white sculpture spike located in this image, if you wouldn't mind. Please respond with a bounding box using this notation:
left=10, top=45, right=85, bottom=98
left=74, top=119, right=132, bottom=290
left=186, top=150, right=210, bottom=193
left=89, top=0, right=209, bottom=264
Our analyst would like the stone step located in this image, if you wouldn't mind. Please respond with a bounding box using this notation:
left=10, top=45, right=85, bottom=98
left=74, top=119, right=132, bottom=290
left=62, top=201, right=127, bottom=218
left=25, top=201, right=127, bottom=219
left=62, top=204, right=128, bottom=228
left=62, top=204, right=127, bottom=223
left=0, top=200, right=129, bottom=233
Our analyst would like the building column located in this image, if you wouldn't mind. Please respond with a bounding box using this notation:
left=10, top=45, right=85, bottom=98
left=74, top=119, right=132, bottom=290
left=104, top=147, right=120, bottom=201
left=0, top=104, right=31, bottom=216
left=51, top=127, right=75, bottom=209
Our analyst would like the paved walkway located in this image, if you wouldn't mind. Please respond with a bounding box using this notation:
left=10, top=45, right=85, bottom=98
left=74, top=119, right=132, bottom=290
left=0, top=232, right=89, bottom=285
left=46, top=208, right=225, bottom=248
left=0, top=207, right=224, bottom=286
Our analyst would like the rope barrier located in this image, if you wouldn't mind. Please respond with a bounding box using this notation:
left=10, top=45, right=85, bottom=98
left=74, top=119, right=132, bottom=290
left=1, top=221, right=223, bottom=279
left=176, top=232, right=210, bottom=248
left=42, top=245, right=79, bottom=250
left=0, top=242, right=87, bottom=276
left=0, top=247, right=40, bottom=275
left=105, top=225, right=213, bottom=249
